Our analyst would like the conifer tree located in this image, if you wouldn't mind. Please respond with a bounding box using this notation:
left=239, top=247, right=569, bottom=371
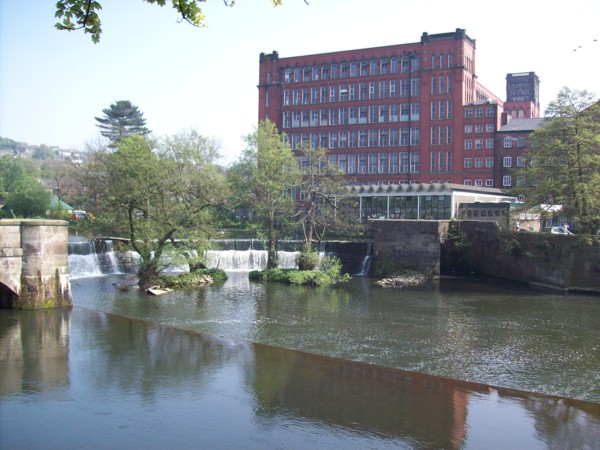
left=95, top=100, right=151, bottom=147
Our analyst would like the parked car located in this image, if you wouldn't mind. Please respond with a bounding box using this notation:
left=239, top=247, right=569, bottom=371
left=550, top=226, right=572, bottom=235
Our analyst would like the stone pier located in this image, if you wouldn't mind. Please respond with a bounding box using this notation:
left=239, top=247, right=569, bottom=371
left=0, top=219, right=72, bottom=309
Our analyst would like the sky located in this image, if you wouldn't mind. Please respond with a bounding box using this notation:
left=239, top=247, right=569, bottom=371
left=1, top=0, right=599, bottom=165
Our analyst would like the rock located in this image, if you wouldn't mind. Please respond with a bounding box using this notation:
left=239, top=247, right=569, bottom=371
left=375, top=271, right=427, bottom=288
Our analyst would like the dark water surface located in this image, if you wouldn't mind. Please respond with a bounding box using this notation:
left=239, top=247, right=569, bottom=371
left=1, top=273, right=600, bottom=448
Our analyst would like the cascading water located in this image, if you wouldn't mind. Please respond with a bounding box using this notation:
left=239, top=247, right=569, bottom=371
left=68, top=238, right=373, bottom=277
left=68, top=237, right=124, bottom=279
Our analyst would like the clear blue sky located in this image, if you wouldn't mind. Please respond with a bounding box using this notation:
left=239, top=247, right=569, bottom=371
left=1, top=0, right=599, bottom=164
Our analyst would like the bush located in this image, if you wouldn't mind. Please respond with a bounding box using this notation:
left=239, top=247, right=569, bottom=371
left=250, top=255, right=349, bottom=287
left=296, top=244, right=320, bottom=270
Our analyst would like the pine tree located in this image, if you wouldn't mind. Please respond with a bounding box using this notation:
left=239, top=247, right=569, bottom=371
left=95, top=100, right=151, bottom=147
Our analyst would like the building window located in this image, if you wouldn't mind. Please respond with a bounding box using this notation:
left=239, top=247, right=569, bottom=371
left=283, top=112, right=291, bottom=128
left=294, top=67, right=301, bottom=82
left=485, top=179, right=494, bottom=187
left=400, top=128, right=409, bottom=146
left=503, top=176, right=512, bottom=187
left=390, top=57, right=399, bottom=73
left=431, top=76, right=437, bottom=95
left=401, top=57, right=409, bottom=72
left=485, top=157, right=494, bottom=167
left=400, top=79, right=410, bottom=97
left=486, top=123, right=494, bottom=133
left=464, top=124, right=472, bottom=133
left=464, top=157, right=472, bottom=168
left=379, top=80, right=388, bottom=99
left=464, top=109, right=473, bottom=118
left=475, top=124, right=483, bottom=133
left=475, top=139, right=483, bottom=149
left=380, top=59, right=389, bottom=74
left=486, top=107, right=495, bottom=117
left=359, top=130, right=367, bottom=147
left=475, top=108, right=483, bottom=118
left=518, top=137, right=526, bottom=148
left=464, top=179, right=472, bottom=186
left=431, top=54, right=436, bottom=69
left=486, top=138, right=494, bottom=149
left=331, top=64, right=339, bottom=79
left=370, top=59, right=378, bottom=75
left=400, top=103, right=409, bottom=121
left=340, top=63, right=349, bottom=78
left=503, top=156, right=512, bottom=167
left=503, top=137, right=512, bottom=148
left=369, top=82, right=376, bottom=99
left=411, top=103, right=420, bottom=120
left=446, top=126, right=452, bottom=144
left=474, top=179, right=483, bottom=187
left=474, top=157, right=482, bottom=168
left=410, top=128, right=420, bottom=146
left=321, top=65, right=329, bottom=80
left=516, top=176, right=525, bottom=186
left=389, top=129, right=399, bottom=146
left=284, top=69, right=292, bottom=83
left=411, top=79, right=420, bottom=96
left=464, top=139, right=472, bottom=150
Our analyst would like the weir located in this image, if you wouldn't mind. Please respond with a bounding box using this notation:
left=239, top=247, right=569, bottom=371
left=68, top=238, right=374, bottom=277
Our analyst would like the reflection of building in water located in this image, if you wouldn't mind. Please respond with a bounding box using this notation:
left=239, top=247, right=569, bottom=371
left=0, top=309, right=70, bottom=395
left=250, top=349, right=469, bottom=449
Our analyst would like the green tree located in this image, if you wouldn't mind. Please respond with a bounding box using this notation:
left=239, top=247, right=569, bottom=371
left=4, top=176, right=52, bottom=218
left=0, top=156, right=39, bottom=194
left=295, top=145, right=360, bottom=267
left=233, top=120, right=300, bottom=269
left=84, top=131, right=228, bottom=287
left=32, top=144, right=57, bottom=160
left=95, top=100, right=151, bottom=147
left=512, top=88, right=600, bottom=234
left=55, top=0, right=285, bottom=43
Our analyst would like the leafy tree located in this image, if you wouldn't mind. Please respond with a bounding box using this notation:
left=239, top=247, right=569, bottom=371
left=0, top=156, right=39, bottom=194
left=40, top=159, right=78, bottom=204
left=233, top=120, right=300, bottom=269
left=32, top=144, right=57, bottom=160
left=4, top=176, right=52, bottom=218
left=295, top=145, right=360, bottom=268
left=95, top=100, right=151, bottom=147
left=512, top=88, right=600, bottom=234
left=55, top=0, right=286, bottom=43
left=0, top=137, right=27, bottom=155
left=82, top=131, right=228, bottom=287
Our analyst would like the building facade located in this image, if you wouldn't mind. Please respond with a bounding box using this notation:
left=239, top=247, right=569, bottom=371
left=258, top=29, right=541, bottom=191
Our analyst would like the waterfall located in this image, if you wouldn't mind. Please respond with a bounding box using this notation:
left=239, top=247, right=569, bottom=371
left=68, top=238, right=373, bottom=277
left=205, top=250, right=299, bottom=271
left=356, top=242, right=373, bottom=276
left=68, top=237, right=124, bottom=279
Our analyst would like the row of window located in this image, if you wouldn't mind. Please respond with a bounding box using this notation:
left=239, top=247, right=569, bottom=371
left=463, top=138, right=495, bottom=150
left=503, top=136, right=528, bottom=148
left=283, top=104, right=421, bottom=129
left=502, top=156, right=526, bottom=167
left=464, top=157, right=495, bottom=168
left=464, top=106, right=496, bottom=118
left=281, top=56, right=422, bottom=84
left=299, top=152, right=421, bottom=175
left=282, top=79, right=423, bottom=106
left=361, top=194, right=453, bottom=220
left=464, top=179, right=495, bottom=187
left=464, top=123, right=495, bottom=133
left=285, top=128, right=421, bottom=150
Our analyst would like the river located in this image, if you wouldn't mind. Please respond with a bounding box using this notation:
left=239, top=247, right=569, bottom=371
left=2, top=253, right=600, bottom=448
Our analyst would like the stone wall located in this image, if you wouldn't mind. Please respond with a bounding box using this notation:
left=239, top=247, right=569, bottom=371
left=0, top=220, right=72, bottom=309
left=371, top=219, right=600, bottom=294
left=442, top=221, right=600, bottom=294
left=371, top=220, right=448, bottom=277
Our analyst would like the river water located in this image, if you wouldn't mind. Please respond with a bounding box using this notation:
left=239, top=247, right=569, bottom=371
left=2, top=267, right=600, bottom=448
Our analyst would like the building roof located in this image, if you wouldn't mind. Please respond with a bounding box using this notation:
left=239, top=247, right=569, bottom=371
left=349, top=182, right=512, bottom=197
left=498, top=118, right=544, bottom=132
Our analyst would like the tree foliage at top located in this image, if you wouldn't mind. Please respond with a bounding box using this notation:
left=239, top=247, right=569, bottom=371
left=230, top=120, right=300, bottom=268
left=95, top=100, right=151, bottom=147
left=512, top=87, right=600, bottom=234
left=81, top=131, right=229, bottom=287
left=55, top=0, right=285, bottom=43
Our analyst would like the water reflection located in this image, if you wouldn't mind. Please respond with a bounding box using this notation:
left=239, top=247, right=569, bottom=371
left=0, top=309, right=70, bottom=395
left=1, top=308, right=599, bottom=449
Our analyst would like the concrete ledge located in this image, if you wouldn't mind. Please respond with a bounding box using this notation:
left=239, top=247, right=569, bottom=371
left=0, top=219, right=69, bottom=227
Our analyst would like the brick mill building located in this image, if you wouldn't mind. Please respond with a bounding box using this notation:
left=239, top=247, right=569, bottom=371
left=257, top=29, right=541, bottom=192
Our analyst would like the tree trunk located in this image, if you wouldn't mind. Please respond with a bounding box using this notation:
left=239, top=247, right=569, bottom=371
left=267, top=210, right=277, bottom=269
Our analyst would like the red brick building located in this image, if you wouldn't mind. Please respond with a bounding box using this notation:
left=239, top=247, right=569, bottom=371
left=257, top=29, right=540, bottom=189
